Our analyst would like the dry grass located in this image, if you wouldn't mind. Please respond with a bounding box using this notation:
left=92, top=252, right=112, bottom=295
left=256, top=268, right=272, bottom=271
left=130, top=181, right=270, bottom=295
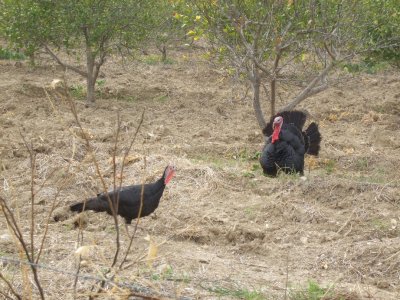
left=0, top=50, right=400, bottom=299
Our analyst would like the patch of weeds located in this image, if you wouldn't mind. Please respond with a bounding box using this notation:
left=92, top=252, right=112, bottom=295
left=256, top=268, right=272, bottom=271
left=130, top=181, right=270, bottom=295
left=276, top=168, right=301, bottom=180
left=141, top=54, right=175, bottom=65
left=289, top=280, right=332, bottom=300
left=342, top=60, right=389, bottom=74
left=243, top=164, right=262, bottom=178
left=151, top=266, right=191, bottom=283
left=357, top=174, right=387, bottom=185
left=370, top=219, right=391, bottom=231
left=232, top=149, right=261, bottom=162
left=191, top=155, right=235, bottom=169
left=373, top=101, right=400, bottom=115
left=354, top=157, right=369, bottom=171
left=96, top=79, right=106, bottom=87
left=70, top=84, right=86, bottom=100
left=62, top=223, right=75, bottom=231
left=243, top=171, right=256, bottom=178
left=105, top=226, right=116, bottom=233
left=151, top=273, right=161, bottom=281
left=154, top=94, right=169, bottom=103
left=207, top=286, right=265, bottom=300
left=0, top=47, right=25, bottom=60
left=117, top=95, right=137, bottom=102
left=244, top=207, right=258, bottom=219
left=324, top=159, right=336, bottom=175
left=96, top=79, right=106, bottom=98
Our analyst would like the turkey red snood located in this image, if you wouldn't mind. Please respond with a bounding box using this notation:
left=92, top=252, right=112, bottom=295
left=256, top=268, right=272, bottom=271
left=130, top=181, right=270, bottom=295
left=271, top=116, right=283, bottom=144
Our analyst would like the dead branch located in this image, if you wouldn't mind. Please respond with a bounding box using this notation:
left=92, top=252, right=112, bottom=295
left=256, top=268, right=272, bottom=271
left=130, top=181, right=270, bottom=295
left=19, top=133, right=36, bottom=263
left=118, top=156, right=146, bottom=270
left=63, top=78, right=122, bottom=267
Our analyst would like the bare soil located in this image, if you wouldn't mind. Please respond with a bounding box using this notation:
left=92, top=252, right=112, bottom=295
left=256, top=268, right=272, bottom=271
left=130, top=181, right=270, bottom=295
left=0, top=48, right=399, bottom=300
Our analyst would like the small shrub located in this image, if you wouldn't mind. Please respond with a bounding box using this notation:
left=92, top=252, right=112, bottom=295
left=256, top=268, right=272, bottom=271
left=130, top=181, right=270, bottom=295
left=0, top=47, right=25, bottom=60
left=70, top=84, right=86, bottom=100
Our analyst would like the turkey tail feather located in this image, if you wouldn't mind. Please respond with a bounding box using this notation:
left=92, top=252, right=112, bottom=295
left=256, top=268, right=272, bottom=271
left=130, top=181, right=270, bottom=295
left=70, top=202, right=85, bottom=212
left=305, top=122, right=321, bottom=155
left=70, top=197, right=107, bottom=213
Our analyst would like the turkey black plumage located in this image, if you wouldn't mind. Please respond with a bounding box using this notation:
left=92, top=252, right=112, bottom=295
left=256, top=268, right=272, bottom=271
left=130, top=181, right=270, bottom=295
left=69, top=165, right=176, bottom=224
left=259, top=111, right=321, bottom=176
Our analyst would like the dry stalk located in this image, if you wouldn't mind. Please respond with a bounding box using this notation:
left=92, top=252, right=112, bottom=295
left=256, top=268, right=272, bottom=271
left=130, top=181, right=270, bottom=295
left=0, top=272, right=22, bottom=300
left=1, top=129, right=53, bottom=300
left=119, top=157, right=147, bottom=270
left=336, top=208, right=356, bottom=235
left=0, top=196, right=45, bottom=299
left=284, top=250, right=289, bottom=300
left=73, top=255, right=82, bottom=300
left=62, top=78, right=122, bottom=267
left=58, top=77, right=146, bottom=294
left=19, top=133, right=36, bottom=263
left=36, top=173, right=73, bottom=263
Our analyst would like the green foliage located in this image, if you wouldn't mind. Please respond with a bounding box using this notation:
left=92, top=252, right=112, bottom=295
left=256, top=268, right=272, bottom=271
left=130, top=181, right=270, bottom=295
left=0, top=46, right=25, bottom=60
left=178, top=0, right=400, bottom=77
left=342, top=61, right=389, bottom=74
left=361, top=0, right=400, bottom=67
left=70, top=84, right=86, bottom=100
left=150, top=266, right=191, bottom=283
left=231, top=149, right=261, bottom=162
left=140, top=54, right=175, bottom=65
left=179, top=1, right=360, bottom=62
left=0, top=0, right=64, bottom=57
left=324, top=159, right=336, bottom=175
left=0, top=0, right=171, bottom=103
left=58, top=0, right=166, bottom=51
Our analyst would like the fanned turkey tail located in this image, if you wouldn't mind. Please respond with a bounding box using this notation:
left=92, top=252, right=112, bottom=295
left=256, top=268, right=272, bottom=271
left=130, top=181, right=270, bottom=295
left=304, top=122, right=321, bottom=156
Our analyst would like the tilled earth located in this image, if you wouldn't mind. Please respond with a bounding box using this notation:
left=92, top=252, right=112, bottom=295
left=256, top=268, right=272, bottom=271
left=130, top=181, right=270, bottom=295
left=0, top=49, right=399, bottom=299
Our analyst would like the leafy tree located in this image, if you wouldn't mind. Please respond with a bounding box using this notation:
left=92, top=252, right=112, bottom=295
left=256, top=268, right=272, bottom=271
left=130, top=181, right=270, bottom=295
left=0, top=0, right=61, bottom=64
left=0, top=0, right=169, bottom=105
left=178, top=0, right=400, bottom=128
left=153, top=5, right=188, bottom=62
left=362, top=0, right=400, bottom=68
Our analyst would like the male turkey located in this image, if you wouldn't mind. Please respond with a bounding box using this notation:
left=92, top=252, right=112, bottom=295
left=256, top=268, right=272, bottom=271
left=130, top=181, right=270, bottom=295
left=260, top=111, right=321, bottom=176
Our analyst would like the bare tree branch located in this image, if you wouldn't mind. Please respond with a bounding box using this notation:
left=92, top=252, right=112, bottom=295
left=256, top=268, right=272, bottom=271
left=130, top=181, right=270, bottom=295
left=280, top=61, right=335, bottom=112
left=43, top=45, right=88, bottom=77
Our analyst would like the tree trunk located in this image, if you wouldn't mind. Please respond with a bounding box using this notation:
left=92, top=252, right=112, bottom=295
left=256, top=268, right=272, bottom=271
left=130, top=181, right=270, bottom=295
left=251, top=70, right=267, bottom=129
left=86, top=47, right=96, bottom=105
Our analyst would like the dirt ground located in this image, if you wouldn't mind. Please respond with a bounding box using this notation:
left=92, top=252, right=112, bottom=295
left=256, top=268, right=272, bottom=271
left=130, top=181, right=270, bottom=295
left=0, top=47, right=399, bottom=300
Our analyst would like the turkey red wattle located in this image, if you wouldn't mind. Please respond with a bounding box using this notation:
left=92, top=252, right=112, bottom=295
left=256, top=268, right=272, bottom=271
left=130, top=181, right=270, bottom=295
left=271, top=116, right=283, bottom=144
left=164, top=166, right=176, bottom=185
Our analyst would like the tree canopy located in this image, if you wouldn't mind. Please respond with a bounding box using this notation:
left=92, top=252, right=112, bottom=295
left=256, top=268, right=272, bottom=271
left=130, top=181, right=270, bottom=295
left=0, top=0, right=170, bottom=104
left=176, top=0, right=400, bottom=127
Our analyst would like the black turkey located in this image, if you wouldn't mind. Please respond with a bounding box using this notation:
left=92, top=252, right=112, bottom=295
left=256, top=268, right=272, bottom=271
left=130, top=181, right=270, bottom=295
left=260, top=111, right=321, bottom=176
left=69, top=165, right=176, bottom=224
